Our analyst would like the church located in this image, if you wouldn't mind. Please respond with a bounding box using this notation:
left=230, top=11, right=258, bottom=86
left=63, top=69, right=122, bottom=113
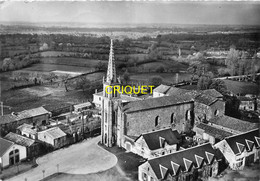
left=101, top=39, right=225, bottom=150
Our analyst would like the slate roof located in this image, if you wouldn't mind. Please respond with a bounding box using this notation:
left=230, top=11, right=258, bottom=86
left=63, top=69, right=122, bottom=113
left=238, top=96, right=254, bottom=102
left=74, top=102, right=92, bottom=110
left=17, top=123, right=37, bottom=135
left=147, top=143, right=217, bottom=179
left=153, top=84, right=171, bottom=94
left=0, top=138, right=14, bottom=156
left=209, top=115, right=259, bottom=133
left=39, top=127, right=66, bottom=139
left=201, top=89, right=223, bottom=98
left=0, top=107, right=50, bottom=124
left=196, top=123, right=233, bottom=140
left=195, top=94, right=218, bottom=106
left=0, top=114, right=18, bottom=124
left=15, top=107, right=50, bottom=120
left=17, top=123, right=34, bottom=131
left=225, top=129, right=260, bottom=155
left=4, top=132, right=35, bottom=147
left=166, top=87, right=199, bottom=98
left=121, top=95, right=142, bottom=102
left=122, top=95, right=194, bottom=113
left=136, top=128, right=180, bottom=150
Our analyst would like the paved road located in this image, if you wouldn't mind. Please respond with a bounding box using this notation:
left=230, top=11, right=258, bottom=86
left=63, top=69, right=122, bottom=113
left=7, top=136, right=117, bottom=181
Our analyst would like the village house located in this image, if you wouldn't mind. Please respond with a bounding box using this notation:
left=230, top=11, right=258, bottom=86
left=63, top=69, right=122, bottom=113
left=207, top=115, right=259, bottom=135
left=138, top=143, right=221, bottom=181
left=193, top=123, right=233, bottom=145
left=4, top=132, right=41, bottom=159
left=214, top=129, right=260, bottom=170
left=132, top=128, right=181, bottom=159
left=0, top=138, right=27, bottom=169
left=153, top=84, right=172, bottom=98
left=38, top=127, right=67, bottom=149
left=0, top=107, right=51, bottom=137
left=238, top=96, right=256, bottom=111
left=16, top=123, right=38, bottom=139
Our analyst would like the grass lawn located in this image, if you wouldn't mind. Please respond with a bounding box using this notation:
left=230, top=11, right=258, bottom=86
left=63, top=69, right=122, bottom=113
left=20, top=63, right=93, bottom=73
left=129, top=72, right=192, bottom=85
left=223, top=79, right=260, bottom=95
left=1, top=84, right=91, bottom=114
left=39, top=57, right=108, bottom=67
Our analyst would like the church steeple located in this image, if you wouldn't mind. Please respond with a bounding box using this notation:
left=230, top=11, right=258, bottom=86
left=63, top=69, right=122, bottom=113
left=106, top=39, right=117, bottom=84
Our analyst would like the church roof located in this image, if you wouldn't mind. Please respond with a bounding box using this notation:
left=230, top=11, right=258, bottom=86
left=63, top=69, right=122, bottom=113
left=209, top=115, right=259, bottom=133
left=225, top=129, right=260, bottom=155
left=136, top=128, right=180, bottom=150
left=195, top=94, right=218, bottom=106
left=122, top=95, right=194, bottom=113
left=147, top=143, right=218, bottom=179
left=201, top=89, right=223, bottom=98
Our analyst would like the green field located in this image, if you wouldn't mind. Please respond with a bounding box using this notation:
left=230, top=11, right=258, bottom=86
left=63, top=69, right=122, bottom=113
left=39, top=57, right=108, bottom=67
left=21, top=63, right=93, bottom=73
left=129, top=72, right=192, bottom=85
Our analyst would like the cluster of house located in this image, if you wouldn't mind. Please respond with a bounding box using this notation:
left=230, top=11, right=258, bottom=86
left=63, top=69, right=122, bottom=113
left=114, top=85, right=260, bottom=181
left=0, top=102, right=98, bottom=169
left=98, top=39, right=260, bottom=181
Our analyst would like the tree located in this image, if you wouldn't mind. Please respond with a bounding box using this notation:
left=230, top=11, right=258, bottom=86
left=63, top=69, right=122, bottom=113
left=47, top=73, right=58, bottom=83
left=149, top=76, right=163, bottom=87
left=187, top=62, right=210, bottom=79
left=76, top=77, right=91, bottom=92
left=95, top=61, right=106, bottom=71
left=61, top=74, right=70, bottom=92
left=156, top=66, right=165, bottom=73
left=225, top=47, right=240, bottom=76
left=209, top=79, right=228, bottom=95
left=122, top=70, right=130, bottom=84
left=197, top=75, right=212, bottom=90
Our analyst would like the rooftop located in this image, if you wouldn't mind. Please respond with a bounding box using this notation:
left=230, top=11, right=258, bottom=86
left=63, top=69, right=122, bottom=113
left=122, top=95, right=194, bottom=113
left=0, top=138, right=14, bottom=156
left=195, top=94, right=218, bottom=106
left=136, top=128, right=180, bottom=150
left=209, top=115, right=259, bottom=133
left=238, top=96, right=254, bottom=102
left=39, top=127, right=66, bottom=139
left=225, top=129, right=260, bottom=155
left=147, top=143, right=218, bottom=179
left=201, top=89, right=223, bottom=98
left=196, top=123, right=233, bottom=140
left=74, top=102, right=92, bottom=110
left=4, top=132, right=35, bottom=147
left=153, top=84, right=171, bottom=94
left=0, top=114, right=18, bottom=124
left=15, top=107, right=50, bottom=120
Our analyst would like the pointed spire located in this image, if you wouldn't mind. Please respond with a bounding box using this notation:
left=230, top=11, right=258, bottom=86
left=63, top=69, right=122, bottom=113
left=106, top=39, right=117, bottom=83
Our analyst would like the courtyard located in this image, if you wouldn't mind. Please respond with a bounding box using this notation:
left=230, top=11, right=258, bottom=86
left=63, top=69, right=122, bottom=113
left=6, top=136, right=117, bottom=181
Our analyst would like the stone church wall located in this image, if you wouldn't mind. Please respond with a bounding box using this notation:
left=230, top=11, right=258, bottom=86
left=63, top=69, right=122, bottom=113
left=125, top=102, right=194, bottom=137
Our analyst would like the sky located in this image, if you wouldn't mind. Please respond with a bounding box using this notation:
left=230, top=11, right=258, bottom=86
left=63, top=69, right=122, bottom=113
left=0, top=1, right=260, bottom=26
